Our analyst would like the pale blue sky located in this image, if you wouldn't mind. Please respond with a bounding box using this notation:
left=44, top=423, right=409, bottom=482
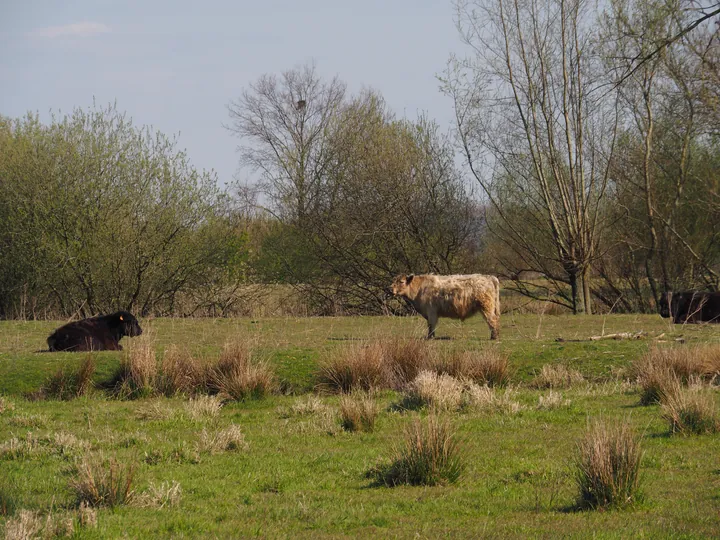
left=0, top=0, right=461, bottom=186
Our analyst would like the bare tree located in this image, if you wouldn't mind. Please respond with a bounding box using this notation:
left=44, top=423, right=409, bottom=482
left=226, top=63, right=346, bottom=226
left=444, top=0, right=619, bottom=313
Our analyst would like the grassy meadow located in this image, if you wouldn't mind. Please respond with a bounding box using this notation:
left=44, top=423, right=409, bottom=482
left=1, top=313, right=719, bottom=538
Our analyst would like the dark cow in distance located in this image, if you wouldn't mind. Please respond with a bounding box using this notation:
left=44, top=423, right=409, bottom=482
left=659, top=291, right=720, bottom=324
left=47, top=311, right=143, bottom=352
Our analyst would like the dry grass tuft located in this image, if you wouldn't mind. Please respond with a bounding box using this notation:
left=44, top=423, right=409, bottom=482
left=0, top=433, right=43, bottom=460
left=157, top=346, right=204, bottom=396
left=433, top=349, right=510, bottom=387
left=406, top=371, right=465, bottom=411
left=536, top=391, right=571, bottom=410
left=77, top=502, right=97, bottom=529
left=208, top=342, right=277, bottom=401
left=339, top=392, right=379, bottom=432
left=3, top=509, right=43, bottom=540
left=116, top=340, right=158, bottom=397
left=464, top=384, right=524, bottom=414
left=317, top=341, right=386, bottom=393
left=197, top=424, right=247, bottom=454
left=185, top=395, right=223, bottom=421
left=532, top=364, right=584, bottom=389
left=52, top=431, right=90, bottom=456
left=7, top=414, right=47, bottom=429
left=0, top=396, right=15, bottom=414
left=70, top=457, right=136, bottom=508
left=39, top=355, right=97, bottom=400
left=374, top=414, right=464, bottom=486
left=2, top=509, right=77, bottom=539
left=135, top=400, right=176, bottom=421
left=135, top=480, right=182, bottom=509
left=382, top=338, right=432, bottom=389
left=661, top=378, right=720, bottom=435
left=278, top=395, right=328, bottom=418
left=575, top=420, right=643, bottom=509
left=633, top=345, right=720, bottom=405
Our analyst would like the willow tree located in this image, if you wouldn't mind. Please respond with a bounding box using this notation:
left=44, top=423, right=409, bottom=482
left=444, top=0, right=620, bottom=313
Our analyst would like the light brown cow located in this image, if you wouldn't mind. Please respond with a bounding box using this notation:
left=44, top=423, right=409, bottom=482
left=391, top=273, right=501, bottom=340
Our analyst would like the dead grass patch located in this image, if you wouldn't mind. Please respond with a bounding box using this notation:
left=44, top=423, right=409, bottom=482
left=532, top=364, right=584, bottom=389
left=197, top=424, right=247, bottom=454
left=0, top=433, right=43, bottom=460
left=464, top=384, right=524, bottom=414
left=0, top=396, right=15, bottom=414
left=135, top=480, right=182, bottom=509
left=185, top=395, right=223, bottom=421
left=536, top=391, right=571, bottom=410
left=405, top=371, right=465, bottom=411
left=278, top=395, right=329, bottom=419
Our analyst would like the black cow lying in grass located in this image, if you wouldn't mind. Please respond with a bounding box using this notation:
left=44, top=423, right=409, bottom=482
left=47, top=311, right=143, bottom=352
left=659, top=291, right=720, bottom=324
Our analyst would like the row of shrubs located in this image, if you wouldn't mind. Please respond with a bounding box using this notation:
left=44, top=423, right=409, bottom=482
left=37, top=338, right=719, bottom=435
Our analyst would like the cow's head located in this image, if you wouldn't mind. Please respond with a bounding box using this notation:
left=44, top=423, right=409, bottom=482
left=658, top=292, right=672, bottom=318
left=391, top=274, right=414, bottom=298
left=114, top=311, right=143, bottom=337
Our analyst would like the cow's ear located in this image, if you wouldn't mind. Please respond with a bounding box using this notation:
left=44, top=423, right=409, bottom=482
left=406, top=274, right=414, bottom=284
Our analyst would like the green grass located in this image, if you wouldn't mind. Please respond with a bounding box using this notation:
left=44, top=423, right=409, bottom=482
left=1, top=314, right=719, bottom=537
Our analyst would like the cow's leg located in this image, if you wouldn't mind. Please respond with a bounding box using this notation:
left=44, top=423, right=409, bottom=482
left=483, top=309, right=500, bottom=340
left=426, top=311, right=439, bottom=339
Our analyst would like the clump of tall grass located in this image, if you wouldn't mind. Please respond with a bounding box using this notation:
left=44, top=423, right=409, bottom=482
left=115, top=340, right=158, bottom=398
left=339, top=392, right=379, bottom=432
left=208, top=342, right=277, bottom=401
left=38, top=355, right=96, bottom=400
left=157, top=345, right=204, bottom=396
left=197, top=424, right=247, bottom=453
left=373, top=414, right=464, bottom=486
left=135, top=481, right=182, bottom=509
left=70, top=457, right=136, bottom=508
left=532, top=364, right=584, bottom=389
left=382, top=338, right=432, bottom=389
left=317, top=341, right=386, bottom=393
left=633, top=346, right=720, bottom=405
left=661, top=377, right=720, bottom=435
left=433, top=349, right=509, bottom=387
left=575, top=420, right=643, bottom=509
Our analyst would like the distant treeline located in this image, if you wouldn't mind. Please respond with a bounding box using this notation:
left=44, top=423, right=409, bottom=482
left=2, top=0, right=719, bottom=319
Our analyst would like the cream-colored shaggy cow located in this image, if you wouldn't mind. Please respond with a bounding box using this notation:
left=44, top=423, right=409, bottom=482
left=391, top=274, right=500, bottom=340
